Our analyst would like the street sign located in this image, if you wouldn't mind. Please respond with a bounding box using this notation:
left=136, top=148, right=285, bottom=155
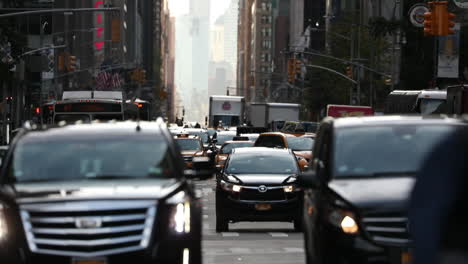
left=437, top=23, right=461, bottom=78
left=453, top=0, right=468, bottom=9
left=409, top=4, right=429, bottom=28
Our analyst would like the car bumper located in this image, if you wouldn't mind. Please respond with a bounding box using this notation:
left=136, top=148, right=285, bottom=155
left=219, top=193, right=302, bottom=222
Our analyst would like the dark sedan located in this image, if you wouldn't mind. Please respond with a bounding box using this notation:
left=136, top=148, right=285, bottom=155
left=215, top=147, right=303, bottom=232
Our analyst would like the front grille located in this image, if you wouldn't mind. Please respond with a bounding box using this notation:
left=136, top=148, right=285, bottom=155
left=239, top=186, right=286, bottom=201
left=362, top=212, right=411, bottom=247
left=183, top=156, right=193, bottom=162
left=20, top=200, right=156, bottom=258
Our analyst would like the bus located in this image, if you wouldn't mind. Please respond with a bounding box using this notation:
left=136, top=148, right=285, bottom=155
left=126, top=98, right=151, bottom=121
left=51, top=91, right=138, bottom=124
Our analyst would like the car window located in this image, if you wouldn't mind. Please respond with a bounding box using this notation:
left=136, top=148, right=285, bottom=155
left=286, top=137, right=314, bottom=151
left=221, top=142, right=254, bottom=154
left=333, top=125, right=457, bottom=178
left=225, top=153, right=298, bottom=174
left=216, top=133, right=236, bottom=145
left=10, top=136, right=176, bottom=182
left=176, top=139, right=202, bottom=151
left=254, top=135, right=286, bottom=148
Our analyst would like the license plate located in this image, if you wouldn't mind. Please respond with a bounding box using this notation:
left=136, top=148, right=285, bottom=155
left=255, top=204, right=272, bottom=211
left=401, top=251, right=413, bottom=264
left=72, top=258, right=107, bottom=264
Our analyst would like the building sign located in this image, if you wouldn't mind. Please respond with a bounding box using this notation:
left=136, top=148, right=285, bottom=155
left=222, top=102, right=232, bottom=111
left=408, top=4, right=429, bottom=28
left=438, top=23, right=460, bottom=78
left=94, top=0, right=105, bottom=55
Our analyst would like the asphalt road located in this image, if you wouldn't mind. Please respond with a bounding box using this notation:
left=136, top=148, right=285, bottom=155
left=194, top=180, right=306, bottom=264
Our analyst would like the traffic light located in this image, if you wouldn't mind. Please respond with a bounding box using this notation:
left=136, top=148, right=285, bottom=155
left=424, top=1, right=456, bottom=36
left=287, top=59, right=296, bottom=83
left=346, top=66, right=353, bottom=79
left=67, top=55, right=77, bottom=72
left=423, top=11, right=435, bottom=36
left=294, top=60, right=302, bottom=74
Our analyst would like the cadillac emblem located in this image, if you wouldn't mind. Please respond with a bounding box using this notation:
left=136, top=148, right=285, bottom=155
left=75, top=217, right=103, bottom=229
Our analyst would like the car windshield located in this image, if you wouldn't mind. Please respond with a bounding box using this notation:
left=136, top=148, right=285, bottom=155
left=419, top=99, right=446, bottom=115
left=188, top=132, right=209, bottom=143
left=225, top=153, right=298, bottom=174
left=221, top=142, right=254, bottom=154
left=11, top=136, right=175, bottom=183
left=333, top=125, right=457, bottom=178
left=216, top=133, right=236, bottom=145
left=287, top=137, right=314, bottom=151
left=176, top=139, right=202, bottom=151
left=254, top=135, right=286, bottom=148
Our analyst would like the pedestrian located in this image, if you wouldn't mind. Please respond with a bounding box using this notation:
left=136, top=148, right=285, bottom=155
left=409, top=124, right=468, bottom=264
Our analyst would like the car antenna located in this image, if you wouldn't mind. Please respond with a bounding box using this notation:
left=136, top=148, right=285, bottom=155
left=136, top=119, right=141, bottom=132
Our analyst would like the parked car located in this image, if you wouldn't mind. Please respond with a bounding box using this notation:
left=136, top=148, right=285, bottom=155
left=0, top=120, right=213, bottom=264
left=216, top=147, right=304, bottom=232
left=298, top=116, right=465, bottom=264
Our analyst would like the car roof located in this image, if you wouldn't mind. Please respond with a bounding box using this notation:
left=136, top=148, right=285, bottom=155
left=259, top=132, right=295, bottom=137
left=232, top=147, right=292, bottom=155
left=222, top=140, right=254, bottom=145
left=217, top=130, right=237, bottom=135
left=21, top=121, right=167, bottom=141
left=331, top=115, right=464, bottom=128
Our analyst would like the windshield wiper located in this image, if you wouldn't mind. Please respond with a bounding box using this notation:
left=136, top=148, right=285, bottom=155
left=86, top=175, right=141, bottom=180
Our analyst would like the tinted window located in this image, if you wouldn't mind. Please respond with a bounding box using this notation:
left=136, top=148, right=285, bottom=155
left=221, top=142, right=254, bottom=154
left=176, top=139, right=202, bottom=151
left=287, top=137, right=314, bottom=151
left=333, top=125, right=457, bottom=178
left=254, top=135, right=286, bottom=148
left=216, top=133, right=236, bottom=145
left=225, top=153, right=298, bottom=174
left=11, top=136, right=175, bottom=182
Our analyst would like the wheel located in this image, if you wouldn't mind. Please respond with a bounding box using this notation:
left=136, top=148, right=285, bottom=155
left=216, top=212, right=229, bottom=232
left=215, top=190, right=229, bottom=232
left=293, top=218, right=302, bottom=232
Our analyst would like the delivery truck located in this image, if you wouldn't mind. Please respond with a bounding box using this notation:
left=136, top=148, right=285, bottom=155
left=208, top=95, right=245, bottom=127
left=249, top=103, right=300, bottom=128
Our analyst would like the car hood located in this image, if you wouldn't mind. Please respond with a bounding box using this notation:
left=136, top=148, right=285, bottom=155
left=181, top=151, right=201, bottom=156
left=6, top=179, right=182, bottom=203
left=293, top=151, right=312, bottom=160
left=231, top=174, right=295, bottom=186
left=328, top=177, right=415, bottom=211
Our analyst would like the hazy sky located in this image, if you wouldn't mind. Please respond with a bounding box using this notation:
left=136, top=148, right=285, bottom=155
left=168, top=0, right=231, bottom=23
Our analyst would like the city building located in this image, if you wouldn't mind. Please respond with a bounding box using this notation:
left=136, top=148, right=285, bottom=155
left=237, top=0, right=254, bottom=102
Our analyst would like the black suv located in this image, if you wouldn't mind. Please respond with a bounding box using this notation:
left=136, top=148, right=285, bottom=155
left=298, top=116, right=466, bottom=264
left=216, top=147, right=303, bottom=232
left=0, top=120, right=212, bottom=264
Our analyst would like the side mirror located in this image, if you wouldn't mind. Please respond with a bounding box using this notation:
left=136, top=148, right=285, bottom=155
left=297, top=170, right=321, bottom=189
left=184, top=157, right=214, bottom=180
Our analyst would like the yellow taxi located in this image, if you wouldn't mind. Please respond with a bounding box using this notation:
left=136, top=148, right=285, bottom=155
left=174, top=134, right=207, bottom=168
left=215, top=140, right=254, bottom=169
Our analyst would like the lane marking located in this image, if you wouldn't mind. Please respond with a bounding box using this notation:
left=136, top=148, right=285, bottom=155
left=221, top=232, right=239, bottom=237
left=203, top=214, right=209, bottom=219
left=283, top=247, right=305, bottom=253
left=269, top=232, right=289, bottom=237
left=229, top=247, right=251, bottom=254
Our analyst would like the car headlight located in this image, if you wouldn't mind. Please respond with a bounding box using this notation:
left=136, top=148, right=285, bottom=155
left=328, top=209, right=359, bottom=234
left=283, top=185, right=300, bottom=192
left=0, top=204, right=7, bottom=241
left=220, top=180, right=242, bottom=193
left=171, top=202, right=191, bottom=234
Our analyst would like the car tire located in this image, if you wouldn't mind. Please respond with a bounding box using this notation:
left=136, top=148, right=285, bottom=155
left=215, top=190, right=229, bottom=232
left=293, top=218, right=302, bottom=232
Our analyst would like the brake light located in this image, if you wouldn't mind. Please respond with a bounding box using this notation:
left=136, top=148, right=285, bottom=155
left=35, top=107, right=41, bottom=114
left=138, top=104, right=143, bottom=108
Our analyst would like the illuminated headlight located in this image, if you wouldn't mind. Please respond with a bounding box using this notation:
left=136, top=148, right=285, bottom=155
left=283, top=185, right=300, bottom=193
left=0, top=204, right=7, bottom=240
left=220, top=180, right=242, bottom=193
left=171, top=202, right=191, bottom=234
left=329, top=209, right=359, bottom=234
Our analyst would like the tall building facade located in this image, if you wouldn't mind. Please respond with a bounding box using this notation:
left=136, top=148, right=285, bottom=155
left=237, top=0, right=254, bottom=102
left=174, top=0, right=211, bottom=122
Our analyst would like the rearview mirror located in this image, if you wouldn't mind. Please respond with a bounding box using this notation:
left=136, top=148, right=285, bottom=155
left=297, top=170, right=321, bottom=189
left=184, top=157, right=214, bottom=180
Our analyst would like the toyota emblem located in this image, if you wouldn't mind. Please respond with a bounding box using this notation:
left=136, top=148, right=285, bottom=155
left=258, top=185, right=268, bottom=193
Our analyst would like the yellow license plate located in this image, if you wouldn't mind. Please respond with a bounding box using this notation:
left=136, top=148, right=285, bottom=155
left=72, top=258, right=107, bottom=264
left=401, top=251, right=413, bottom=264
left=255, top=204, right=272, bottom=211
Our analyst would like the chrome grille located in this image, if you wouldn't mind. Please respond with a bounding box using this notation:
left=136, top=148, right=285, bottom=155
left=183, top=156, right=193, bottom=162
left=239, top=186, right=286, bottom=201
left=20, top=200, right=156, bottom=258
left=362, top=214, right=411, bottom=247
